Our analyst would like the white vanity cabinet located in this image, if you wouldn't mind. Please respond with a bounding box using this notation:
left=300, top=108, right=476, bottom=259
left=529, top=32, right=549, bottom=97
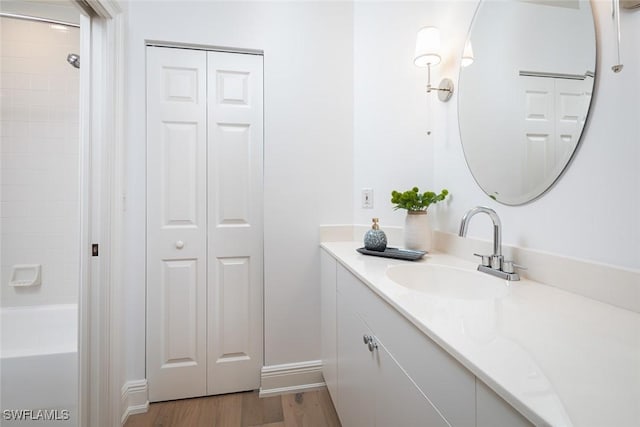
left=335, top=296, right=375, bottom=427
left=337, top=290, right=448, bottom=427
left=320, top=248, right=534, bottom=427
left=320, top=249, right=338, bottom=404
left=336, top=262, right=475, bottom=426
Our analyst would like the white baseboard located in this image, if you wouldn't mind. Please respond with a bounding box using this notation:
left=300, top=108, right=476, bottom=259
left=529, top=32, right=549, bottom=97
left=118, top=362, right=325, bottom=422
left=120, top=379, right=148, bottom=425
left=259, top=360, right=325, bottom=397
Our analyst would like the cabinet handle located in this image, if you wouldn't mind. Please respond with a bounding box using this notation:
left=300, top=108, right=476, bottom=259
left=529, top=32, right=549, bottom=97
left=364, top=334, right=378, bottom=351
left=175, top=240, right=185, bottom=249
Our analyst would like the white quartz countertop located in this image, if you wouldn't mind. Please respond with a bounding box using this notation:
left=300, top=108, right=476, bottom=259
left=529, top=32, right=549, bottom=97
left=321, top=241, right=640, bottom=427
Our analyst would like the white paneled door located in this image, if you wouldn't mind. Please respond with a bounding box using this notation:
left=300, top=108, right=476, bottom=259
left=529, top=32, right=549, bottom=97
left=206, top=51, right=264, bottom=395
left=146, top=46, right=263, bottom=402
left=146, top=47, right=208, bottom=402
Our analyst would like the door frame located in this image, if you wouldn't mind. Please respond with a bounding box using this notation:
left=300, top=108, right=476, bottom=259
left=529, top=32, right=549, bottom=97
left=74, top=0, right=124, bottom=425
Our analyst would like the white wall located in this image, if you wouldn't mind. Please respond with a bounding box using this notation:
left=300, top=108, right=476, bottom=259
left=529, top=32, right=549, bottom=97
left=353, top=1, right=476, bottom=228
left=354, top=0, right=639, bottom=271
left=122, top=1, right=353, bottom=381
left=431, top=1, right=640, bottom=271
left=123, top=0, right=639, bottom=389
left=0, top=17, right=80, bottom=307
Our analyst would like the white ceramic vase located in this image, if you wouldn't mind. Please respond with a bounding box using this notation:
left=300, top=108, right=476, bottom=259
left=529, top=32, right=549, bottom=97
left=404, top=210, right=432, bottom=251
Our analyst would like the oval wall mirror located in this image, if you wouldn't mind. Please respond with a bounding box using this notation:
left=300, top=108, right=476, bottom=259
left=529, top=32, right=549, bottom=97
left=458, top=0, right=596, bottom=205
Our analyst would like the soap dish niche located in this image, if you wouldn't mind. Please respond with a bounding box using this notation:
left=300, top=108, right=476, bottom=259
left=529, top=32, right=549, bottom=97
left=9, top=264, right=42, bottom=287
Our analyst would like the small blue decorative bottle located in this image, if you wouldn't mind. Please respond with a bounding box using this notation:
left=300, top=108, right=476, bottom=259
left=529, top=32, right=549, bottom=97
left=364, top=218, right=387, bottom=252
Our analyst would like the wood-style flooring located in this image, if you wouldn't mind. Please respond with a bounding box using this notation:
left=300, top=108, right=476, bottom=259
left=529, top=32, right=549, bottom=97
left=124, top=389, right=341, bottom=427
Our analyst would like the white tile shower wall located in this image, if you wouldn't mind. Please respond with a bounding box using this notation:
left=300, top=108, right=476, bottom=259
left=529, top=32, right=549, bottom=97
left=0, top=17, right=80, bottom=307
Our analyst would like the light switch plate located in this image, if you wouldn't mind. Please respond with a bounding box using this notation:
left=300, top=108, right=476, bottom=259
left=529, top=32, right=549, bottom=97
left=362, top=188, right=373, bottom=209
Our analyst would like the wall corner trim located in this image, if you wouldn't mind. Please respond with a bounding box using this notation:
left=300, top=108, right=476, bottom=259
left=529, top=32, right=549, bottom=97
left=259, top=360, right=325, bottom=398
left=120, top=379, right=149, bottom=425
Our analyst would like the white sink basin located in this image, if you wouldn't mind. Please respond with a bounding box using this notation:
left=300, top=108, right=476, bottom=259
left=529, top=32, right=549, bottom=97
left=386, top=264, right=508, bottom=300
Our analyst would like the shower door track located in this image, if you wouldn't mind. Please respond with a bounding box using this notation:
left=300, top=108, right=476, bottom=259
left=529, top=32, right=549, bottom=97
left=0, top=12, right=80, bottom=28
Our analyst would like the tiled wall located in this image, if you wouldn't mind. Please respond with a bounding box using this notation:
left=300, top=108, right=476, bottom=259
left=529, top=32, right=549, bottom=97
left=1, top=17, right=80, bottom=307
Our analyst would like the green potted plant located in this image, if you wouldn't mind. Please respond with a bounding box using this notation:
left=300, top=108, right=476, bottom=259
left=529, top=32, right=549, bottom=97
left=390, top=187, right=449, bottom=250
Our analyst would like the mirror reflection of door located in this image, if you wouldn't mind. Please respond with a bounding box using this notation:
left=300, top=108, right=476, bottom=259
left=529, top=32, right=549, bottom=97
left=458, top=0, right=596, bottom=205
left=519, top=75, right=592, bottom=201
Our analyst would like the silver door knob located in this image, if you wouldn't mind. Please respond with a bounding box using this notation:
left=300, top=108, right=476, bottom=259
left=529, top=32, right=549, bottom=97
left=175, top=240, right=185, bottom=249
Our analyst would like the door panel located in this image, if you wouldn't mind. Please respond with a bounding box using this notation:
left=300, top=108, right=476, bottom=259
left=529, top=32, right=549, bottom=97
left=162, top=122, right=199, bottom=226
left=146, top=46, right=208, bottom=402
left=477, top=380, right=533, bottom=427
left=375, top=340, right=449, bottom=427
left=215, top=257, right=251, bottom=361
left=216, top=123, right=251, bottom=225
left=555, top=78, right=589, bottom=169
left=521, top=76, right=554, bottom=198
left=161, top=259, right=199, bottom=366
left=207, top=51, right=264, bottom=395
left=336, top=295, right=376, bottom=427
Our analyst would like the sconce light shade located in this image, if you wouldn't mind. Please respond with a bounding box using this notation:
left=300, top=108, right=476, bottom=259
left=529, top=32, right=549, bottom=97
left=461, top=39, right=474, bottom=67
left=414, top=26, right=441, bottom=67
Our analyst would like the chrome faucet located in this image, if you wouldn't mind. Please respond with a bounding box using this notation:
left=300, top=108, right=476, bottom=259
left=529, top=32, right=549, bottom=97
left=459, top=206, right=523, bottom=281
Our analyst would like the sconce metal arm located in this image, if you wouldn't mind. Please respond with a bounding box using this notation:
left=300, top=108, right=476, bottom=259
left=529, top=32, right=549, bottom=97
left=424, top=63, right=454, bottom=102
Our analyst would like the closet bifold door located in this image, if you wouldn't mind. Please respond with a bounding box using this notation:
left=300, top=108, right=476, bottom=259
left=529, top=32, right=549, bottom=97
left=146, top=46, right=208, bottom=402
left=206, top=51, right=264, bottom=395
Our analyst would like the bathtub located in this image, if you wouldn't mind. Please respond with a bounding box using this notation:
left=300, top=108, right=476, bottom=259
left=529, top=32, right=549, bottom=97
left=1, top=304, right=77, bottom=425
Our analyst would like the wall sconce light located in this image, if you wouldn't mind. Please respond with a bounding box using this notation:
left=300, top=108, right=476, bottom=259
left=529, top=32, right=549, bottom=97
left=461, top=39, right=474, bottom=67
left=414, top=26, right=454, bottom=102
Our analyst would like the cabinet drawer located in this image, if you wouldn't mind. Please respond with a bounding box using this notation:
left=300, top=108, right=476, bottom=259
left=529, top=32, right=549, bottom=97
left=337, top=263, right=476, bottom=427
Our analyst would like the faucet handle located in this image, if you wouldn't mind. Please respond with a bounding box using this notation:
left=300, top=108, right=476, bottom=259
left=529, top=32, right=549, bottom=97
left=503, top=260, right=527, bottom=274
left=473, top=253, right=492, bottom=267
